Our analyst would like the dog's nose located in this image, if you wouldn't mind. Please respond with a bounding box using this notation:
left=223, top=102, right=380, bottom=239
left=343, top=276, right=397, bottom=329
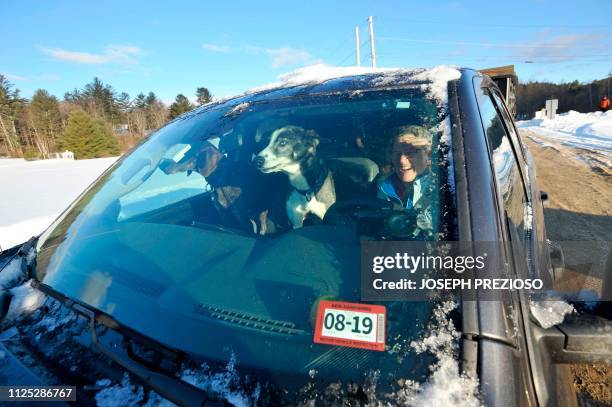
left=253, top=155, right=265, bottom=169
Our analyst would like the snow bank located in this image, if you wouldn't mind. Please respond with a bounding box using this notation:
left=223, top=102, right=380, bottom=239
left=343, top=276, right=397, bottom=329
left=0, top=157, right=117, bottom=249
left=517, top=111, right=612, bottom=156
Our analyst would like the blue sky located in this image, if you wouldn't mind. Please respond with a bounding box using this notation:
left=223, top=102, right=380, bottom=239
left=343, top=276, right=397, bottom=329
left=1, top=0, right=611, bottom=103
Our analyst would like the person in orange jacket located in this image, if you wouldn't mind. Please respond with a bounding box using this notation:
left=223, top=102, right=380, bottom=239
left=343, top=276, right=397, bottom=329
left=599, top=95, right=610, bottom=112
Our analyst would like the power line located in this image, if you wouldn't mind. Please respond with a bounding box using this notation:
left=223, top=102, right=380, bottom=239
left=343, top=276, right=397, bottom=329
left=378, top=55, right=612, bottom=64
left=377, top=36, right=610, bottom=49
left=336, top=23, right=371, bottom=66
left=376, top=52, right=612, bottom=59
left=322, top=34, right=355, bottom=63
left=377, top=16, right=612, bottom=29
left=337, top=49, right=357, bottom=66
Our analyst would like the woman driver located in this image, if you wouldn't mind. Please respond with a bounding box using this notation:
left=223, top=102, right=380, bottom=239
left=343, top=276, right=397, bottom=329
left=377, top=125, right=433, bottom=238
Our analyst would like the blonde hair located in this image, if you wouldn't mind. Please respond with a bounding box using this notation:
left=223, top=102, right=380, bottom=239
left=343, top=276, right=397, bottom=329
left=387, top=125, right=433, bottom=161
left=394, top=125, right=432, bottom=149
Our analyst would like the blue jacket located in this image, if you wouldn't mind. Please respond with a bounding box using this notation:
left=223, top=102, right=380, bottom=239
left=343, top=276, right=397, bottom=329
left=377, top=172, right=433, bottom=237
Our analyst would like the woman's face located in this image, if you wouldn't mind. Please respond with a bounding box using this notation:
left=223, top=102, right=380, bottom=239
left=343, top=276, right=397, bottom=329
left=391, top=134, right=429, bottom=183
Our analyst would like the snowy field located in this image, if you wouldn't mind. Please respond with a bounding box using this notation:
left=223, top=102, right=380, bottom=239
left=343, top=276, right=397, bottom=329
left=0, top=157, right=118, bottom=249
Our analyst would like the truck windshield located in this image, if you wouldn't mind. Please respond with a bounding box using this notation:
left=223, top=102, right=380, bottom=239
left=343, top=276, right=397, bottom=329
left=35, top=87, right=456, bottom=400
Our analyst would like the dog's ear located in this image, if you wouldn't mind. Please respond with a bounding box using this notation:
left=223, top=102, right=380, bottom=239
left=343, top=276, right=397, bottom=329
left=305, top=129, right=320, bottom=152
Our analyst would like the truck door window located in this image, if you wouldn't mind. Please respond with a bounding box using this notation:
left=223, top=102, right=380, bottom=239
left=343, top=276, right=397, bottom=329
left=490, top=90, right=527, bottom=161
left=480, top=92, right=529, bottom=245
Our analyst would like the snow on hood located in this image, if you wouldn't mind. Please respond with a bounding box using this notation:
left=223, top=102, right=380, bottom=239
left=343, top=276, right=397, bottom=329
left=95, top=375, right=146, bottom=407
left=179, top=354, right=260, bottom=407
left=391, top=301, right=482, bottom=407
left=4, top=281, right=46, bottom=321
left=95, top=355, right=260, bottom=407
left=0, top=256, right=26, bottom=290
left=0, top=247, right=46, bottom=322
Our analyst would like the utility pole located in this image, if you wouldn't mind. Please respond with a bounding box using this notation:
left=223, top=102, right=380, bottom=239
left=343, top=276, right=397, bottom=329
left=355, top=26, right=360, bottom=67
left=368, top=16, right=376, bottom=68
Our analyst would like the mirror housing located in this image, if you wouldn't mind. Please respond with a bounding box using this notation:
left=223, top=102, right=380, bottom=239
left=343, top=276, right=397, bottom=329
left=547, top=240, right=565, bottom=281
left=0, top=289, right=12, bottom=323
left=536, top=314, right=612, bottom=364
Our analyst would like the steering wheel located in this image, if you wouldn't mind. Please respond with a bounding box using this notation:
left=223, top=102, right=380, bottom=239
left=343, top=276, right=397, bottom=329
left=384, top=211, right=419, bottom=239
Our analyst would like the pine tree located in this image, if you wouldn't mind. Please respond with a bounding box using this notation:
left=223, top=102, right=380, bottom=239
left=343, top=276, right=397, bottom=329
left=116, top=92, right=131, bottom=114
left=60, top=110, right=119, bottom=159
left=133, top=93, right=147, bottom=109
left=169, top=94, right=193, bottom=119
left=30, top=89, right=62, bottom=156
left=196, top=87, right=212, bottom=105
left=0, top=75, right=25, bottom=156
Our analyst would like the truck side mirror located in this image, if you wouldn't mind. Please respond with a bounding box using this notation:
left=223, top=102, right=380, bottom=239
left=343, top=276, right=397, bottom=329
left=535, top=313, right=612, bottom=364
left=0, top=289, right=12, bottom=323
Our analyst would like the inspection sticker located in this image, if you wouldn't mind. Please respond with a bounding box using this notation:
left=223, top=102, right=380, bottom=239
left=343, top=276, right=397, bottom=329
left=313, top=300, right=386, bottom=351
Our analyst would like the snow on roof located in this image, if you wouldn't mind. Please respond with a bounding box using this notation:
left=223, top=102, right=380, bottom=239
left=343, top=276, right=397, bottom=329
left=214, top=64, right=461, bottom=107
left=412, top=65, right=462, bottom=106
left=247, top=64, right=405, bottom=93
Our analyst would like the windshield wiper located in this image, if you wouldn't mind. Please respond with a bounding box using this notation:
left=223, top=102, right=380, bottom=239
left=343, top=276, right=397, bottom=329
left=32, top=282, right=230, bottom=407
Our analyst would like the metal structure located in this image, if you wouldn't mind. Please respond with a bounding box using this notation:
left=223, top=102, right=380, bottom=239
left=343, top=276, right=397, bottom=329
left=479, top=65, right=518, bottom=117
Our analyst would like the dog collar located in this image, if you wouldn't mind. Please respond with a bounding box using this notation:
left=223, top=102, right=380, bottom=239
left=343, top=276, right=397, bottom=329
left=295, top=169, right=328, bottom=201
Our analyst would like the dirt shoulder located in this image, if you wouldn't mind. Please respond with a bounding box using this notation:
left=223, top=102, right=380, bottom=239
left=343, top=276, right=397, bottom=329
left=522, top=130, right=611, bottom=406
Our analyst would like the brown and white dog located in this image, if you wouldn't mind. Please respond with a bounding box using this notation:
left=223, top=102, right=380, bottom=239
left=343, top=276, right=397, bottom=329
left=253, top=125, right=335, bottom=228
